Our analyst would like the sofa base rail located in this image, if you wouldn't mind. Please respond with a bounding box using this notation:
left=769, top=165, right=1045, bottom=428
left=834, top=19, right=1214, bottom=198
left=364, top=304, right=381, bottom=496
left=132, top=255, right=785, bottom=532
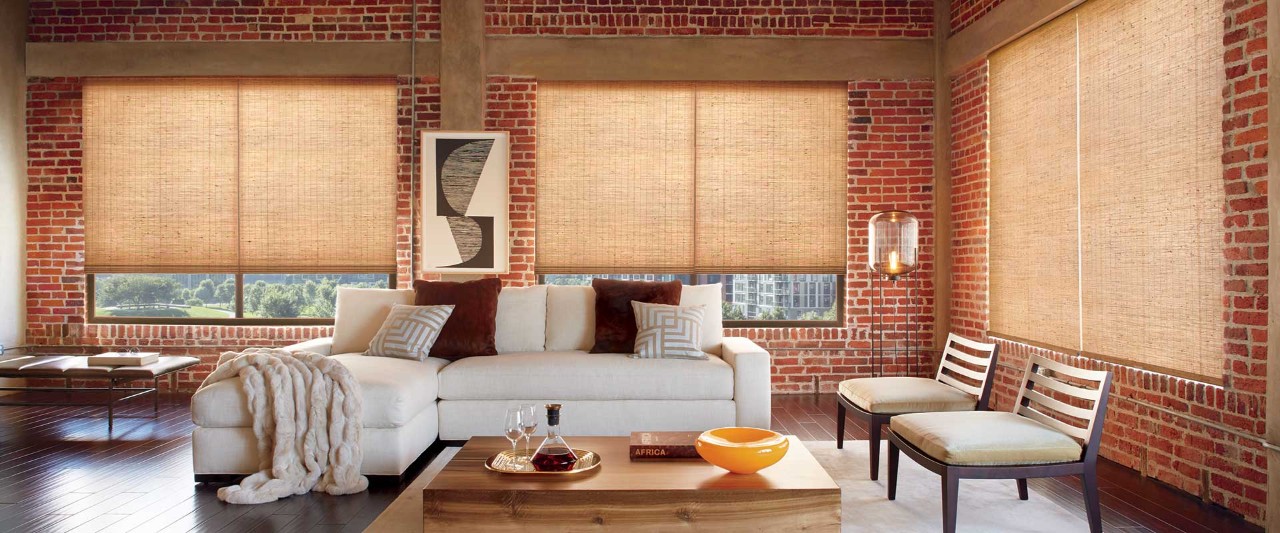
left=194, top=437, right=458, bottom=486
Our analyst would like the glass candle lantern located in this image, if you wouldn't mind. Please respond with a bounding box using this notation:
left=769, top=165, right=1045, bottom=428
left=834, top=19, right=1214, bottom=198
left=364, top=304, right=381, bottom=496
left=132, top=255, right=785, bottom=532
left=868, top=210, right=920, bottom=278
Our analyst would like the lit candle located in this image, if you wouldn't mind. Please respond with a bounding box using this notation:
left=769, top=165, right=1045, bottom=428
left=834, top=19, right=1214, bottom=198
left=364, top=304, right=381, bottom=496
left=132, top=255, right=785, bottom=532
left=888, top=249, right=900, bottom=274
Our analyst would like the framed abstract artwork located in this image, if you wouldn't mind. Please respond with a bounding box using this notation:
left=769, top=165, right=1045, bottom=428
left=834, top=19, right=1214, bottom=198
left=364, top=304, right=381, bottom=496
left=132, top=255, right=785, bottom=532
left=421, top=131, right=510, bottom=273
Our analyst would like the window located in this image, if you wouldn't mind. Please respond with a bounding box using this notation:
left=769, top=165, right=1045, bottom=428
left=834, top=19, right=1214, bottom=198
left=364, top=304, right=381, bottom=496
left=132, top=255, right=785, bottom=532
left=90, top=273, right=392, bottom=323
left=535, top=82, right=847, bottom=324
left=82, top=78, right=398, bottom=324
left=988, top=0, right=1222, bottom=382
left=536, top=82, right=847, bottom=275
left=540, top=274, right=842, bottom=326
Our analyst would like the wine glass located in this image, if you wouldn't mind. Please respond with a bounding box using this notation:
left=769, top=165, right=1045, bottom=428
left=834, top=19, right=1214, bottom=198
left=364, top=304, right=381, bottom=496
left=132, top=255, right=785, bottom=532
left=503, top=408, right=523, bottom=456
left=519, top=404, right=538, bottom=456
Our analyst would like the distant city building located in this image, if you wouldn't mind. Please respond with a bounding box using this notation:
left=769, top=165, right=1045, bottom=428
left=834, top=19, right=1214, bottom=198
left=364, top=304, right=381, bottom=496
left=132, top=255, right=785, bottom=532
left=540, top=273, right=837, bottom=321
left=728, top=274, right=837, bottom=320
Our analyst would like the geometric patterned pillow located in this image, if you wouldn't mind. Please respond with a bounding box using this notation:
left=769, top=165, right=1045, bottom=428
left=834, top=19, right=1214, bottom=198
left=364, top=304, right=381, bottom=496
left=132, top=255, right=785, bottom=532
left=365, top=304, right=454, bottom=361
left=631, top=301, right=707, bottom=360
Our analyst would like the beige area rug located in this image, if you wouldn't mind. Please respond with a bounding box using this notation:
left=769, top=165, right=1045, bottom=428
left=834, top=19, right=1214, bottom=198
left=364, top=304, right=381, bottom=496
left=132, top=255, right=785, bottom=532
left=366, top=441, right=1089, bottom=532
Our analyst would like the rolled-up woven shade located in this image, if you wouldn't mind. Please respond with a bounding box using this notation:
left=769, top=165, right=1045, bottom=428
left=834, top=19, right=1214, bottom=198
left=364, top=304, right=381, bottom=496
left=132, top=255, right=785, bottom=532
left=83, top=79, right=240, bottom=273
left=536, top=82, right=696, bottom=274
left=988, top=14, right=1081, bottom=352
left=1077, top=0, right=1222, bottom=381
left=694, top=82, right=847, bottom=274
left=237, top=79, right=398, bottom=273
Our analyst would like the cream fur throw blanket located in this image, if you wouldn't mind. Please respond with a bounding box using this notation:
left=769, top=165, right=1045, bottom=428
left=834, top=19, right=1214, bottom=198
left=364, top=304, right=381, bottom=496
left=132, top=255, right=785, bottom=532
left=199, top=347, right=368, bottom=504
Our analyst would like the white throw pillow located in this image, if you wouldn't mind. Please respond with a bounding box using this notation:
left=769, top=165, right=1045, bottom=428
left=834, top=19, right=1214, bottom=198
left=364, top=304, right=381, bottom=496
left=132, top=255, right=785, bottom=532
left=680, top=283, right=724, bottom=355
left=332, top=288, right=415, bottom=354
left=545, top=285, right=596, bottom=351
left=631, top=301, right=708, bottom=360
left=496, top=285, right=548, bottom=353
left=366, top=304, right=454, bottom=361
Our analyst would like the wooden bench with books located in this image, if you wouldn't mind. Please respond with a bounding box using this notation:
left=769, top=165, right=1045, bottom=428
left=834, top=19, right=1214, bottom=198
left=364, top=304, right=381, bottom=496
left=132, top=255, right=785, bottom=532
left=0, top=353, right=199, bottom=430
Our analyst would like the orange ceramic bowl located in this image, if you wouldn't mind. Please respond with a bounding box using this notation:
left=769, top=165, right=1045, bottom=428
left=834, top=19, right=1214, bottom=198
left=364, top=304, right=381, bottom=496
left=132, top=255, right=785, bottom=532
left=695, top=427, right=789, bottom=474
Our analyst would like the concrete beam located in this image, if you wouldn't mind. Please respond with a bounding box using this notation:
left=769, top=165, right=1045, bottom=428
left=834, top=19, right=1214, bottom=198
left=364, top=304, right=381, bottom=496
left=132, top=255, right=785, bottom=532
left=26, top=41, right=441, bottom=77
left=440, top=0, right=487, bottom=130
left=932, top=0, right=953, bottom=350
left=944, top=0, right=1083, bottom=75
left=487, top=37, right=934, bottom=81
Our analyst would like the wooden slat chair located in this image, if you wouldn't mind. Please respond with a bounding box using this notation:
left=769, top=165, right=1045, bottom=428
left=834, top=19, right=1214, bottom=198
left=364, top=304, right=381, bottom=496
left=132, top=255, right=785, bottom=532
left=836, top=333, right=999, bottom=480
left=886, top=354, right=1113, bottom=533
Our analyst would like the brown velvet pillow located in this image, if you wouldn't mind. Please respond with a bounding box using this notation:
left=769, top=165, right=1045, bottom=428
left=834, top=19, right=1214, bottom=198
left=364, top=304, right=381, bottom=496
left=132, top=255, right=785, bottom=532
left=589, top=278, right=683, bottom=354
left=413, top=277, right=501, bottom=360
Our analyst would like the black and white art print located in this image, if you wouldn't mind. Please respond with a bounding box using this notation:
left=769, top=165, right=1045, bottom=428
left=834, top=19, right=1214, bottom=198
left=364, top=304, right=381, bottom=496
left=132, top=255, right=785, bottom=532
left=422, top=131, right=509, bottom=273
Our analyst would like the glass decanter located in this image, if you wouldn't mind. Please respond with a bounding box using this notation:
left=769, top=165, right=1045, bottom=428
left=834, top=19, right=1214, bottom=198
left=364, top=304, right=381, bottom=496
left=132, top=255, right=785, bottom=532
left=530, top=404, right=579, bottom=472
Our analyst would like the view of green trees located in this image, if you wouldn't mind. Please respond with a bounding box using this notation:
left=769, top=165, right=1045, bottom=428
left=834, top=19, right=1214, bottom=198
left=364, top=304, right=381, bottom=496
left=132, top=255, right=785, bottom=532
left=94, top=274, right=389, bottom=319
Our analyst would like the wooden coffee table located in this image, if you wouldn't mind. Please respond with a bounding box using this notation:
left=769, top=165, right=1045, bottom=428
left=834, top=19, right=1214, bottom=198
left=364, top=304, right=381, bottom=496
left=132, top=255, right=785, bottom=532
left=423, top=436, right=840, bottom=532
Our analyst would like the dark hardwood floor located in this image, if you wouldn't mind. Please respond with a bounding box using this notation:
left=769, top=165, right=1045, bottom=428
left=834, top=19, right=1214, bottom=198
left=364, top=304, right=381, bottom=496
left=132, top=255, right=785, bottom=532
left=0, top=391, right=1261, bottom=532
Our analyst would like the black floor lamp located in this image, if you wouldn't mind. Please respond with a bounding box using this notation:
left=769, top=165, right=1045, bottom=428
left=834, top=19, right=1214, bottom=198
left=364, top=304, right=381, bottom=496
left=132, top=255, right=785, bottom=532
left=868, top=210, right=921, bottom=378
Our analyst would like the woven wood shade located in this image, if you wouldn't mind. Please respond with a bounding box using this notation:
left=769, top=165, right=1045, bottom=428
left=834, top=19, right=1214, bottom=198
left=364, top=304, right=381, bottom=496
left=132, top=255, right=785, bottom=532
left=238, top=79, right=398, bottom=272
left=1077, top=0, right=1223, bottom=381
left=536, top=82, right=695, bottom=274
left=694, top=82, right=847, bottom=274
left=987, top=0, right=1224, bottom=382
left=988, top=14, right=1081, bottom=352
left=536, top=82, right=847, bottom=274
left=82, top=78, right=397, bottom=274
left=84, top=79, right=240, bottom=273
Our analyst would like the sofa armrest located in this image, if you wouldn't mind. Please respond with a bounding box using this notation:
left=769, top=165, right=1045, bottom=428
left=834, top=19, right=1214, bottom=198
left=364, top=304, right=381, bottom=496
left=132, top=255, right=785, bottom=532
left=282, top=337, right=334, bottom=356
left=721, top=337, right=772, bottom=429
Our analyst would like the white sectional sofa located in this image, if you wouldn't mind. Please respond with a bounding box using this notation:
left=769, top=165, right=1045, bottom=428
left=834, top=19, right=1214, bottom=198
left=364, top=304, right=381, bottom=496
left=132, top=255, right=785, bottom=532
left=190, top=284, right=773, bottom=480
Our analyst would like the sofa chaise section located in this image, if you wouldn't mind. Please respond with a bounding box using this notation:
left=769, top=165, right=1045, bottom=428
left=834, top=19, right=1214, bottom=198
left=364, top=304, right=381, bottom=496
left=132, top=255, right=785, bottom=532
left=191, top=338, right=445, bottom=479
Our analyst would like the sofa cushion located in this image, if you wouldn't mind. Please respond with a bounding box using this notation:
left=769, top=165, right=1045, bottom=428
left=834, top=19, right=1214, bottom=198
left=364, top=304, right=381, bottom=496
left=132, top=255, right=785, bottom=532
left=590, top=278, right=682, bottom=354
left=414, top=278, right=501, bottom=359
left=331, top=288, right=415, bottom=354
left=496, top=285, right=547, bottom=353
left=438, top=351, right=734, bottom=401
left=190, top=353, right=446, bottom=429
left=679, top=284, right=724, bottom=355
left=545, top=285, right=595, bottom=351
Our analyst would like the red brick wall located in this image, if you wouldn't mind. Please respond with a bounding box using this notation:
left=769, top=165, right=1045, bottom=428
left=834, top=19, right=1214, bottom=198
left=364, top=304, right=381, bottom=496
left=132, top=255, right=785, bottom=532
left=485, top=75, right=538, bottom=287
left=27, top=0, right=442, bottom=41
left=24, top=3, right=939, bottom=397
left=730, top=79, right=936, bottom=394
left=400, top=76, right=443, bottom=285
left=27, top=73, right=936, bottom=393
left=946, top=0, right=1269, bottom=523
left=949, top=0, right=1005, bottom=35
left=948, top=62, right=987, bottom=340
left=25, top=75, right=442, bottom=386
left=484, top=0, right=933, bottom=38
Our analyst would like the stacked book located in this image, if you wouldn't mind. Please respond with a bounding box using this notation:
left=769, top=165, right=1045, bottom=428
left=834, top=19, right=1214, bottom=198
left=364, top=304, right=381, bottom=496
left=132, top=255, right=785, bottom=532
left=629, top=431, right=702, bottom=461
left=87, top=352, right=160, bottom=366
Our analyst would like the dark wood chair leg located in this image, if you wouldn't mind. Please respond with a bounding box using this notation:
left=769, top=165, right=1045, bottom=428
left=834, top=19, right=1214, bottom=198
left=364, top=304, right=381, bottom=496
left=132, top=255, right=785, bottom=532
left=887, top=439, right=899, bottom=500
left=868, top=419, right=882, bottom=480
left=1016, top=478, right=1028, bottom=500
left=107, top=378, right=115, bottom=432
left=836, top=401, right=846, bottom=450
left=1083, top=467, right=1102, bottom=533
left=942, top=472, right=959, bottom=533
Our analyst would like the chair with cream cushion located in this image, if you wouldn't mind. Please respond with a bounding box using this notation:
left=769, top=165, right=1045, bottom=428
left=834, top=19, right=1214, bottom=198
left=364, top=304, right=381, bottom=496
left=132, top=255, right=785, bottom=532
left=835, top=333, right=999, bottom=480
left=886, top=355, right=1113, bottom=533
